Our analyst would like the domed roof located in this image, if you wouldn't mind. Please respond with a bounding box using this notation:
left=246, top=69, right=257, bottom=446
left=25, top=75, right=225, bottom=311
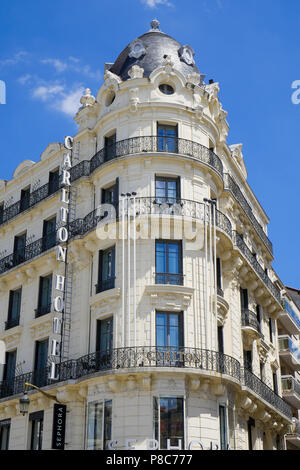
left=109, top=19, right=201, bottom=82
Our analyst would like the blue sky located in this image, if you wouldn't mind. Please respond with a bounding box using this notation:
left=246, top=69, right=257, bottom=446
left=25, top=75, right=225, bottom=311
left=0, top=0, right=299, bottom=287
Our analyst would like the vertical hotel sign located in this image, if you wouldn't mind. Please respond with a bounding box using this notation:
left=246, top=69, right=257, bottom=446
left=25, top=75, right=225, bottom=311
left=49, top=136, right=73, bottom=380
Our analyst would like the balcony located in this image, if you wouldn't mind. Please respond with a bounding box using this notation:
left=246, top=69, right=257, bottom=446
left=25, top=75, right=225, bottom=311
left=224, top=173, right=273, bottom=256
left=0, top=347, right=292, bottom=420
left=241, top=309, right=262, bottom=338
left=281, top=375, right=300, bottom=409
left=278, top=335, right=300, bottom=371
left=35, top=304, right=52, bottom=319
left=95, top=277, right=115, bottom=294
left=286, top=418, right=300, bottom=449
left=0, top=137, right=223, bottom=229
left=155, top=273, right=184, bottom=286
left=5, top=316, right=20, bottom=330
left=233, top=231, right=281, bottom=304
left=0, top=233, right=58, bottom=275
left=279, top=299, right=300, bottom=335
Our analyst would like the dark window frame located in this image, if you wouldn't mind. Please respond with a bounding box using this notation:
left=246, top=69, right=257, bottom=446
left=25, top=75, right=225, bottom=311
left=155, top=175, right=181, bottom=204
left=36, top=274, right=52, bottom=318
left=7, top=288, right=22, bottom=329
left=155, top=239, right=183, bottom=286
left=96, top=246, right=116, bottom=294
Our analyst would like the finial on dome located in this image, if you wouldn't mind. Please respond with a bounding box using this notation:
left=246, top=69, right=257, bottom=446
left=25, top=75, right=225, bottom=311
left=150, top=18, right=160, bottom=31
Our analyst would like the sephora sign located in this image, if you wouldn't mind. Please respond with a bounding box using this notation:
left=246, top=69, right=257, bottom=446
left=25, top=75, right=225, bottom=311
left=49, top=136, right=73, bottom=379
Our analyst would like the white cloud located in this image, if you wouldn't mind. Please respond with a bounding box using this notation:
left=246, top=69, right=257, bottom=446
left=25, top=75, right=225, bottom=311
left=41, top=58, right=68, bottom=73
left=32, top=84, right=65, bottom=102
left=58, top=86, right=85, bottom=116
left=141, top=0, right=173, bottom=7
left=0, top=51, right=28, bottom=68
left=17, top=74, right=32, bottom=85
left=31, top=80, right=84, bottom=117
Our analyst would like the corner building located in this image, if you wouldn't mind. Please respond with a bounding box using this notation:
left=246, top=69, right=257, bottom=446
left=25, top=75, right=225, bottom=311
left=0, top=21, right=296, bottom=450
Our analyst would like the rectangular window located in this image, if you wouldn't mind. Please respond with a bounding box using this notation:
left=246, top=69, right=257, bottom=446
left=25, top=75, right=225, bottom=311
left=86, top=400, right=112, bottom=450
left=34, top=340, right=48, bottom=388
left=155, top=176, right=180, bottom=204
left=97, top=247, right=115, bottom=293
left=30, top=411, right=44, bottom=450
left=13, top=233, right=26, bottom=265
left=219, top=405, right=228, bottom=450
left=156, top=312, right=183, bottom=349
left=260, top=362, right=265, bottom=382
left=256, top=305, right=261, bottom=326
left=104, top=133, right=116, bottom=161
left=157, top=124, right=178, bottom=153
left=155, top=240, right=183, bottom=285
left=96, top=317, right=113, bottom=368
left=42, top=217, right=56, bottom=251
left=6, top=288, right=22, bottom=329
left=0, top=419, right=10, bottom=450
left=216, top=258, right=223, bottom=296
left=269, top=318, right=273, bottom=343
left=20, top=187, right=30, bottom=212
left=243, top=350, right=252, bottom=372
left=154, top=397, right=184, bottom=450
left=273, top=372, right=278, bottom=395
left=36, top=275, right=52, bottom=318
left=247, top=418, right=255, bottom=450
left=3, top=350, right=17, bottom=395
left=0, top=203, right=3, bottom=225
left=48, top=169, right=60, bottom=195
left=240, top=288, right=249, bottom=310
left=217, top=326, right=224, bottom=354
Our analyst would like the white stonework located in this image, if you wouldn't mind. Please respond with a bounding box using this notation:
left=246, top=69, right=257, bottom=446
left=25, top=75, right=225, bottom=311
left=0, top=21, right=298, bottom=452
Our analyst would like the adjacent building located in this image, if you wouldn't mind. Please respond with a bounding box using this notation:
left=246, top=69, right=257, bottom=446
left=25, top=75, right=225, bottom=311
left=0, top=20, right=296, bottom=450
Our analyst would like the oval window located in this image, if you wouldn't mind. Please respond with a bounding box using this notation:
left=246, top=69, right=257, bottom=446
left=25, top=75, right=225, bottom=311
left=159, top=84, right=175, bottom=95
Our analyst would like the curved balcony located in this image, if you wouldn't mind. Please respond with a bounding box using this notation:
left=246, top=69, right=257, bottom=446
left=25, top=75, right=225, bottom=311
left=0, top=346, right=292, bottom=419
left=241, top=308, right=262, bottom=337
left=69, top=198, right=233, bottom=241
left=0, top=137, right=223, bottom=229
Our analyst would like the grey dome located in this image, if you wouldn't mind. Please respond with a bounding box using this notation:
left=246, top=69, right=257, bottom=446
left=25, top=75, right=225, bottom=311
left=109, top=22, right=201, bottom=82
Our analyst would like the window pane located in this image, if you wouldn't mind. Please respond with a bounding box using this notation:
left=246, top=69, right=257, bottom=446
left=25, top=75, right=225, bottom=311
left=87, top=402, right=103, bottom=450
left=168, top=244, right=180, bottom=274
left=159, top=397, right=184, bottom=449
left=103, top=401, right=112, bottom=450
left=219, top=405, right=227, bottom=450
left=156, top=243, right=166, bottom=273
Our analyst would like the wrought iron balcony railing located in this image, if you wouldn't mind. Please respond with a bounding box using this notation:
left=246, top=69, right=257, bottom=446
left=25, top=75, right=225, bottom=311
left=0, top=137, right=223, bottom=228
left=4, top=316, right=20, bottom=330
left=0, top=233, right=58, bottom=275
left=0, top=347, right=292, bottom=419
left=155, top=273, right=184, bottom=286
left=224, top=174, right=273, bottom=256
left=68, top=198, right=233, bottom=240
left=242, top=368, right=291, bottom=418
left=95, top=278, right=115, bottom=294
left=35, top=304, right=52, bottom=318
left=241, top=308, right=261, bottom=334
left=233, top=231, right=281, bottom=304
